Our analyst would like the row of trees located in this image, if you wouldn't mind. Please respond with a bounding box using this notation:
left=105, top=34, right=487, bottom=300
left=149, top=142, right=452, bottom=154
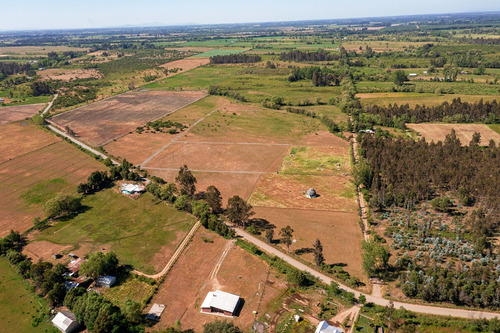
left=280, top=49, right=340, bottom=62
left=209, top=54, right=261, bottom=64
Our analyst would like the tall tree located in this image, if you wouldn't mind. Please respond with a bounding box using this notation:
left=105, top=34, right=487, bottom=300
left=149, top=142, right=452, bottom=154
left=175, top=165, right=197, bottom=196
left=280, top=226, right=294, bottom=252
left=79, top=252, right=118, bottom=279
left=205, top=185, right=223, bottom=214
left=265, top=229, right=274, bottom=243
left=226, top=196, right=254, bottom=228
left=313, top=239, right=325, bottom=266
left=393, top=70, right=408, bottom=86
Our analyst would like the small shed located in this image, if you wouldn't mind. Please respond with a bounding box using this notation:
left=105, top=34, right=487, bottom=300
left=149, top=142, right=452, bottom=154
left=95, top=275, right=116, bottom=288
left=0, top=98, right=4, bottom=102
left=121, top=183, right=144, bottom=194
left=315, top=320, right=343, bottom=333
left=146, top=303, right=165, bottom=321
left=67, top=258, right=84, bottom=276
left=306, top=188, right=317, bottom=199
left=409, top=73, right=417, bottom=77
left=201, top=290, right=240, bottom=317
left=52, top=311, right=80, bottom=333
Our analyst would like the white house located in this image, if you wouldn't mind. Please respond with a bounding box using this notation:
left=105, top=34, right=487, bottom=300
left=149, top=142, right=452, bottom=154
left=146, top=303, right=165, bottom=321
left=201, top=290, right=240, bottom=317
left=52, top=311, right=80, bottom=333
left=95, top=275, right=116, bottom=288
left=315, top=321, right=343, bottom=333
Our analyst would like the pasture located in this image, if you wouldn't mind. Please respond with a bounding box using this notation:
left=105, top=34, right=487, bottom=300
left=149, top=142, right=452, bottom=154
left=407, top=123, right=500, bottom=145
left=0, top=128, right=104, bottom=236
left=37, top=68, right=102, bottom=81
left=160, top=57, right=210, bottom=75
left=0, top=104, right=45, bottom=124
left=148, top=228, right=285, bottom=332
left=50, top=89, right=207, bottom=146
left=357, top=92, right=499, bottom=107
left=191, top=48, right=249, bottom=57
left=0, top=258, right=51, bottom=333
left=35, top=190, right=196, bottom=274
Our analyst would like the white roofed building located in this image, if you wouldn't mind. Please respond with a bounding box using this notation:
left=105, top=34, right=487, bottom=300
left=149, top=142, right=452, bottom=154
left=315, top=321, right=343, bottom=333
left=52, top=311, right=80, bottom=333
left=201, top=290, right=240, bottom=317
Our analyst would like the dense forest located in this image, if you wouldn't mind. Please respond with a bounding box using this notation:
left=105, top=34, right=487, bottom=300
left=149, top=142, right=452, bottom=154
left=0, top=61, right=31, bottom=77
left=209, top=54, right=261, bottom=64
left=364, top=98, right=500, bottom=126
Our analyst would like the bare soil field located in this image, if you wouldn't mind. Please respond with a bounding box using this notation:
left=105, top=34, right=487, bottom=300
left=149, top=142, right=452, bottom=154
left=23, top=241, right=72, bottom=263
left=0, top=46, right=89, bottom=57
left=0, top=123, right=58, bottom=163
left=407, top=123, right=500, bottom=145
left=145, top=142, right=289, bottom=172
left=357, top=92, right=498, bottom=107
left=0, top=140, right=104, bottom=236
left=160, top=57, right=210, bottom=76
left=249, top=174, right=356, bottom=212
left=37, top=68, right=103, bottom=81
left=149, top=228, right=284, bottom=332
left=51, top=90, right=207, bottom=146
left=148, top=169, right=260, bottom=203
left=0, top=104, right=44, bottom=124
left=253, top=207, right=365, bottom=281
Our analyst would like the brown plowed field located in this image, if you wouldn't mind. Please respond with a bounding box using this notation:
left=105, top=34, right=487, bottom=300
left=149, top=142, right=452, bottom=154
left=0, top=140, right=104, bottom=236
left=0, top=123, right=59, bottom=163
left=0, top=104, right=44, bottom=124
left=146, top=142, right=289, bottom=172
left=149, top=228, right=284, bottom=332
left=37, top=68, right=102, bottom=81
left=253, top=207, right=365, bottom=281
left=51, top=90, right=207, bottom=146
left=160, top=57, right=210, bottom=76
left=249, top=174, right=356, bottom=212
left=148, top=169, right=260, bottom=203
left=407, top=123, right=500, bottom=145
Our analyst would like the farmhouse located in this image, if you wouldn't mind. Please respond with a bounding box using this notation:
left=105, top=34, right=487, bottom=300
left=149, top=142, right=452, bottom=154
left=315, top=320, right=343, bottom=333
left=121, top=183, right=145, bottom=194
left=146, top=303, right=165, bottom=321
left=95, top=275, right=116, bottom=288
left=306, top=188, right=317, bottom=199
left=67, top=258, right=84, bottom=276
left=201, top=290, right=240, bottom=317
left=52, top=311, right=80, bottom=333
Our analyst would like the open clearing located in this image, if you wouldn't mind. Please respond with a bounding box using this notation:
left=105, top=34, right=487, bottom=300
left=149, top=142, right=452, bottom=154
left=51, top=89, right=207, bottom=146
left=149, top=228, right=285, bottom=332
left=35, top=190, right=196, bottom=274
left=0, top=122, right=58, bottom=163
left=0, top=104, right=44, bottom=124
left=0, top=136, right=104, bottom=236
left=160, top=57, right=210, bottom=75
left=0, top=258, right=52, bottom=333
left=253, top=207, right=365, bottom=281
left=407, top=123, right=500, bottom=144
left=37, top=68, right=102, bottom=81
left=0, top=45, right=89, bottom=57
left=357, top=92, right=499, bottom=107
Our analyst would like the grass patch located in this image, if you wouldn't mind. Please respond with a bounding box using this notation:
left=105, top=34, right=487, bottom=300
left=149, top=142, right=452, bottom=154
left=192, top=48, right=249, bottom=57
left=103, top=274, right=155, bottom=307
left=0, top=258, right=51, bottom=332
left=36, top=189, right=195, bottom=274
left=21, top=178, right=69, bottom=205
left=487, top=123, right=500, bottom=135
left=281, top=146, right=350, bottom=175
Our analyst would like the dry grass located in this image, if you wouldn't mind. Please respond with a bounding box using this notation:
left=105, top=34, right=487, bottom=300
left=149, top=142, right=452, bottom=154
left=357, top=92, right=499, bottom=107
left=0, top=104, right=45, bottom=124
left=37, top=68, right=102, bottom=81
left=407, top=123, right=500, bottom=145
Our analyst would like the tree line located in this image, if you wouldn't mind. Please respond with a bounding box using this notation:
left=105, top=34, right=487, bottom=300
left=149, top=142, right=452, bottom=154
left=279, top=50, right=340, bottom=62
left=209, top=54, right=261, bottom=64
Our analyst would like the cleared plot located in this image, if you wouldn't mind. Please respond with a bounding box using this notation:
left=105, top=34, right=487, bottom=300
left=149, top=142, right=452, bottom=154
left=36, top=190, right=195, bottom=274
left=0, top=122, right=58, bottom=163
left=249, top=174, right=356, bottom=212
left=160, top=57, right=210, bottom=75
left=192, top=48, right=249, bottom=57
left=0, top=258, right=51, bottom=333
left=51, top=90, right=207, bottom=146
left=146, top=142, right=289, bottom=172
left=150, top=228, right=284, bottom=332
left=357, top=92, right=499, bottom=107
left=37, top=68, right=102, bottom=81
left=280, top=146, right=350, bottom=176
left=0, top=141, right=104, bottom=237
left=0, top=104, right=44, bottom=124
left=407, top=123, right=500, bottom=145
left=253, top=207, right=365, bottom=281
left=0, top=45, right=89, bottom=57
left=149, top=169, right=260, bottom=203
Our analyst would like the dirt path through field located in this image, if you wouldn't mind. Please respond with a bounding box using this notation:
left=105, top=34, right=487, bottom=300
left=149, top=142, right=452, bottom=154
left=41, top=94, right=58, bottom=116
left=330, top=305, right=361, bottom=331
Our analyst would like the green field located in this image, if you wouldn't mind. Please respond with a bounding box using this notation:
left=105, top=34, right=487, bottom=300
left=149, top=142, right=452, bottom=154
left=280, top=146, right=350, bottom=175
left=488, top=123, right=500, bottom=135
left=192, top=48, right=249, bottom=57
left=36, top=190, right=196, bottom=274
left=0, top=259, right=52, bottom=333
left=103, top=274, right=155, bottom=307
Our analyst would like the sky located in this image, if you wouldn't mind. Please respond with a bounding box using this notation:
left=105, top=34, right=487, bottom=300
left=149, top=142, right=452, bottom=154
left=2, top=0, right=500, bottom=31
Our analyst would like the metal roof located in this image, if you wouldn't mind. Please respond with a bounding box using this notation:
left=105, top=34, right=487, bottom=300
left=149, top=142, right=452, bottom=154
left=201, top=290, right=240, bottom=313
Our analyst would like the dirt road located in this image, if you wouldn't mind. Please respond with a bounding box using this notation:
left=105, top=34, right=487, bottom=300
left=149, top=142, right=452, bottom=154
left=233, top=228, right=500, bottom=320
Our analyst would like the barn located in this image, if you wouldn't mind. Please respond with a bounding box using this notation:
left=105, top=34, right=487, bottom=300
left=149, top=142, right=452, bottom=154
left=52, top=311, right=80, bottom=333
left=201, top=290, right=240, bottom=317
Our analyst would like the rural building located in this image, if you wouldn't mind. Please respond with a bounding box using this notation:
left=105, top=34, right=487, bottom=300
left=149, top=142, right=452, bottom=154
left=52, top=311, right=80, bottom=333
left=67, top=258, right=84, bottom=276
left=64, top=281, right=79, bottom=291
left=409, top=73, right=417, bottom=77
left=306, top=188, right=317, bottom=199
left=201, top=290, right=240, bottom=317
left=95, top=275, right=116, bottom=288
left=121, top=183, right=145, bottom=194
left=146, top=303, right=165, bottom=321
left=315, top=320, right=343, bottom=333
left=0, top=98, right=4, bottom=102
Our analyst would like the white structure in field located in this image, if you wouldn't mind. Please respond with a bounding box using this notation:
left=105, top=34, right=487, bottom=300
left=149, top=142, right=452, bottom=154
left=52, top=311, right=80, bottom=333
left=306, top=188, right=317, bottom=199
left=146, top=303, right=166, bottom=321
left=315, top=321, right=343, bottom=333
left=201, top=290, right=240, bottom=317
left=95, top=275, right=116, bottom=288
